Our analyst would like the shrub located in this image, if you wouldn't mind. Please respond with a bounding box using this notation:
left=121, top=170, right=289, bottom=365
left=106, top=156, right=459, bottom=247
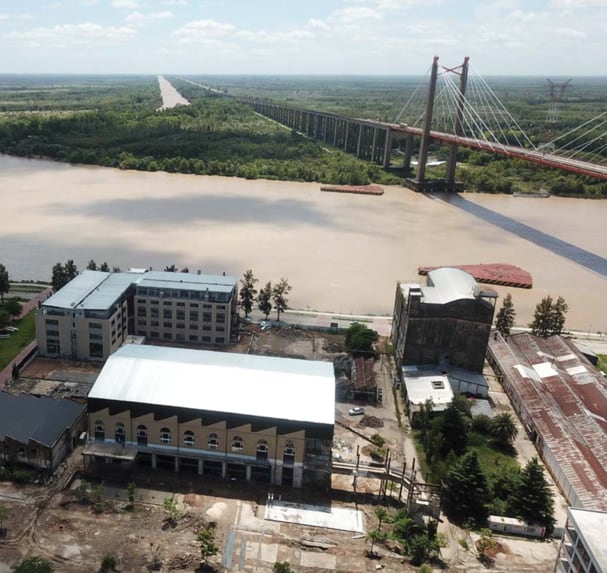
left=370, top=433, right=385, bottom=448
left=471, top=414, right=492, bottom=434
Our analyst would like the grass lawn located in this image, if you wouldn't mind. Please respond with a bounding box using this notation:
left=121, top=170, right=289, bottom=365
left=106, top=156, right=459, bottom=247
left=597, top=354, right=607, bottom=376
left=0, top=311, right=36, bottom=371
left=413, top=428, right=519, bottom=482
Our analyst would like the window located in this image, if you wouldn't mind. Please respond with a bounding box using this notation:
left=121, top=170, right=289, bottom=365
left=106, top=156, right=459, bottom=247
left=160, top=428, right=171, bottom=445
left=150, top=309, right=159, bottom=318
left=202, top=312, right=212, bottom=322
left=89, top=322, right=102, bottom=330
left=283, top=441, right=295, bottom=465
left=189, top=334, right=198, bottom=342
left=163, top=332, right=172, bottom=340
left=256, top=440, right=269, bottom=461
left=216, top=325, right=225, bottom=332
left=94, top=420, right=105, bottom=441
left=184, top=431, right=195, bottom=447
left=115, top=423, right=125, bottom=444
left=189, top=312, right=198, bottom=321
left=216, top=337, right=225, bottom=344
left=202, top=336, right=211, bottom=343
left=137, top=425, right=148, bottom=446
left=216, top=314, right=226, bottom=323
left=231, top=436, right=244, bottom=451
left=163, top=310, right=172, bottom=319
left=46, top=329, right=60, bottom=337
left=208, top=433, right=219, bottom=449
left=47, top=341, right=60, bottom=354
left=176, top=310, right=185, bottom=320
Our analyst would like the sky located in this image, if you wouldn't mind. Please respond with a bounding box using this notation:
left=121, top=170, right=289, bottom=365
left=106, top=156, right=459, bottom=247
left=0, top=0, right=605, bottom=75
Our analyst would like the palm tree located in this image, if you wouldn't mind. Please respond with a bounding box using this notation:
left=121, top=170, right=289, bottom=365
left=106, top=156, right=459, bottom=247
left=490, top=413, right=519, bottom=446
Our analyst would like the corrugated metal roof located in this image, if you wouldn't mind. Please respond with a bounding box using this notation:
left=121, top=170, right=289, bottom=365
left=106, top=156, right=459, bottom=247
left=0, top=392, right=85, bottom=447
left=568, top=508, right=607, bottom=573
left=89, top=345, right=335, bottom=426
left=489, top=333, right=607, bottom=511
left=137, top=271, right=236, bottom=293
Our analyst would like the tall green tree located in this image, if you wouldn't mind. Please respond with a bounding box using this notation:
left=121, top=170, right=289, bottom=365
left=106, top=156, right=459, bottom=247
left=550, top=296, right=568, bottom=336
left=529, top=295, right=568, bottom=337
left=511, top=457, right=555, bottom=530
left=51, top=262, right=66, bottom=291
left=4, top=298, right=22, bottom=318
left=65, top=259, right=78, bottom=282
left=489, top=412, right=519, bottom=447
left=344, top=322, right=378, bottom=357
left=258, top=281, right=272, bottom=320
left=239, top=269, right=258, bottom=318
left=87, top=259, right=98, bottom=270
left=436, top=401, right=470, bottom=457
left=0, top=264, right=9, bottom=303
left=272, top=278, right=292, bottom=321
left=99, top=262, right=110, bottom=272
left=495, top=293, right=516, bottom=335
left=442, top=451, right=489, bottom=525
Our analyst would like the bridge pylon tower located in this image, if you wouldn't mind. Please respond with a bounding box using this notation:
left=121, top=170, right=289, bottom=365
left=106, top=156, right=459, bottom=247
left=406, top=56, right=469, bottom=192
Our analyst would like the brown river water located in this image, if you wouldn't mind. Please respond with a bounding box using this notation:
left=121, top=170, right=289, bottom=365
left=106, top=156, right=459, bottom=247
left=0, top=154, right=605, bottom=331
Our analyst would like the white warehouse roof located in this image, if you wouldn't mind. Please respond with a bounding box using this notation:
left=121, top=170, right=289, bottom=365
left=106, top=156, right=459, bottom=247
left=89, top=345, right=336, bottom=426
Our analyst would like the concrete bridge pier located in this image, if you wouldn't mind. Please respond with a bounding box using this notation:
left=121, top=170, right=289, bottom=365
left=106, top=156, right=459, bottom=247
left=383, top=128, right=393, bottom=168
left=403, top=133, right=414, bottom=170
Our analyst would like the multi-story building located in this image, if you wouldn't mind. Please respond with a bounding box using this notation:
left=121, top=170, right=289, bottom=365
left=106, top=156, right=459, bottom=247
left=133, top=271, right=237, bottom=346
left=36, top=271, right=135, bottom=361
left=36, top=269, right=238, bottom=361
left=83, top=344, right=335, bottom=489
left=555, top=507, right=607, bottom=573
left=391, top=267, right=497, bottom=373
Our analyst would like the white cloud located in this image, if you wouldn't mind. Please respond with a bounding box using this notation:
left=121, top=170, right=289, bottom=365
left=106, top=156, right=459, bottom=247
left=112, top=0, right=140, bottom=9
left=161, top=0, right=187, bottom=4
left=172, top=19, right=235, bottom=45
left=9, top=22, right=136, bottom=48
left=125, top=10, right=174, bottom=24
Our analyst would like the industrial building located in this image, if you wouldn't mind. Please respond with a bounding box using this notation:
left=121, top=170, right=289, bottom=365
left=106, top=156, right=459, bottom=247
left=36, top=269, right=238, bottom=361
left=0, top=392, right=86, bottom=472
left=84, top=344, right=335, bottom=489
left=556, top=507, right=607, bottom=573
left=391, top=267, right=497, bottom=374
left=487, top=333, right=607, bottom=512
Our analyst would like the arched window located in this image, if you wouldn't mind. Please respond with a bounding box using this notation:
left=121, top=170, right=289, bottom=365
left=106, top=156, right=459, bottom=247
left=115, top=422, right=125, bottom=444
left=208, top=433, right=219, bottom=450
left=256, top=439, right=268, bottom=461
left=94, top=420, right=105, bottom=441
left=231, top=436, right=244, bottom=451
left=137, top=425, right=148, bottom=446
left=283, top=440, right=295, bottom=465
left=184, top=431, right=195, bottom=447
left=160, top=427, right=171, bottom=445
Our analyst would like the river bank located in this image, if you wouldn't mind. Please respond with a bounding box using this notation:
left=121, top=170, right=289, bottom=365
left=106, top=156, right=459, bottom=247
left=0, top=154, right=605, bottom=331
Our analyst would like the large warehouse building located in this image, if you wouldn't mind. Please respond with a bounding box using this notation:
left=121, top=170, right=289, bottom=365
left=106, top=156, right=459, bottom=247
left=488, top=333, right=607, bottom=512
left=84, top=344, right=335, bottom=489
left=391, top=268, right=496, bottom=374
left=36, top=269, right=238, bottom=361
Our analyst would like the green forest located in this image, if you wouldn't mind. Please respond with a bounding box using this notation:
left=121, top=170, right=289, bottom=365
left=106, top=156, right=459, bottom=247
left=0, top=73, right=605, bottom=195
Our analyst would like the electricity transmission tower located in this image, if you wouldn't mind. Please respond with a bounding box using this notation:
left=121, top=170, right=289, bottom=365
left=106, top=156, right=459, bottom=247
left=546, top=78, right=572, bottom=123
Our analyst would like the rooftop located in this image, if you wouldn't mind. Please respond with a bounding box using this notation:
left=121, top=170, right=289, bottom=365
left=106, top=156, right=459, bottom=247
left=488, top=333, right=607, bottom=511
left=0, top=392, right=85, bottom=447
left=41, top=269, right=237, bottom=311
left=136, top=271, right=236, bottom=294
left=568, top=507, right=607, bottom=573
left=402, top=366, right=454, bottom=411
left=400, top=267, right=496, bottom=305
left=88, top=344, right=335, bottom=426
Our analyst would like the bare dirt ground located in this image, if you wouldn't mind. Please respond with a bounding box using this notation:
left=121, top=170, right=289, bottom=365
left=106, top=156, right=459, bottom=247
left=1, top=329, right=561, bottom=572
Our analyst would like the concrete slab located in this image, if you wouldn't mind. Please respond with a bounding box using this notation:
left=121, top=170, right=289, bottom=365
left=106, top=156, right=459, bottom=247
left=265, top=500, right=365, bottom=533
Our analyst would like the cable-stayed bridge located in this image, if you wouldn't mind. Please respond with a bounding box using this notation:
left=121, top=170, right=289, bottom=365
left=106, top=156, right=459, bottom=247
left=223, top=57, right=607, bottom=191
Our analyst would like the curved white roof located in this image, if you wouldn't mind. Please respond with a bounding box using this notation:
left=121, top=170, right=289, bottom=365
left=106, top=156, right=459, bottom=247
left=423, top=267, right=478, bottom=304
left=89, top=345, right=335, bottom=426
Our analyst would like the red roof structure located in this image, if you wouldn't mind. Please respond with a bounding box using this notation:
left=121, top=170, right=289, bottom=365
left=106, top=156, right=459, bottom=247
left=487, top=333, right=607, bottom=511
left=418, top=263, right=532, bottom=289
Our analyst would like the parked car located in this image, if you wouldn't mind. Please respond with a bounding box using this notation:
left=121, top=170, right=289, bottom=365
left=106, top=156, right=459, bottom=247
left=5, top=326, right=19, bottom=333
left=348, top=407, right=365, bottom=416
